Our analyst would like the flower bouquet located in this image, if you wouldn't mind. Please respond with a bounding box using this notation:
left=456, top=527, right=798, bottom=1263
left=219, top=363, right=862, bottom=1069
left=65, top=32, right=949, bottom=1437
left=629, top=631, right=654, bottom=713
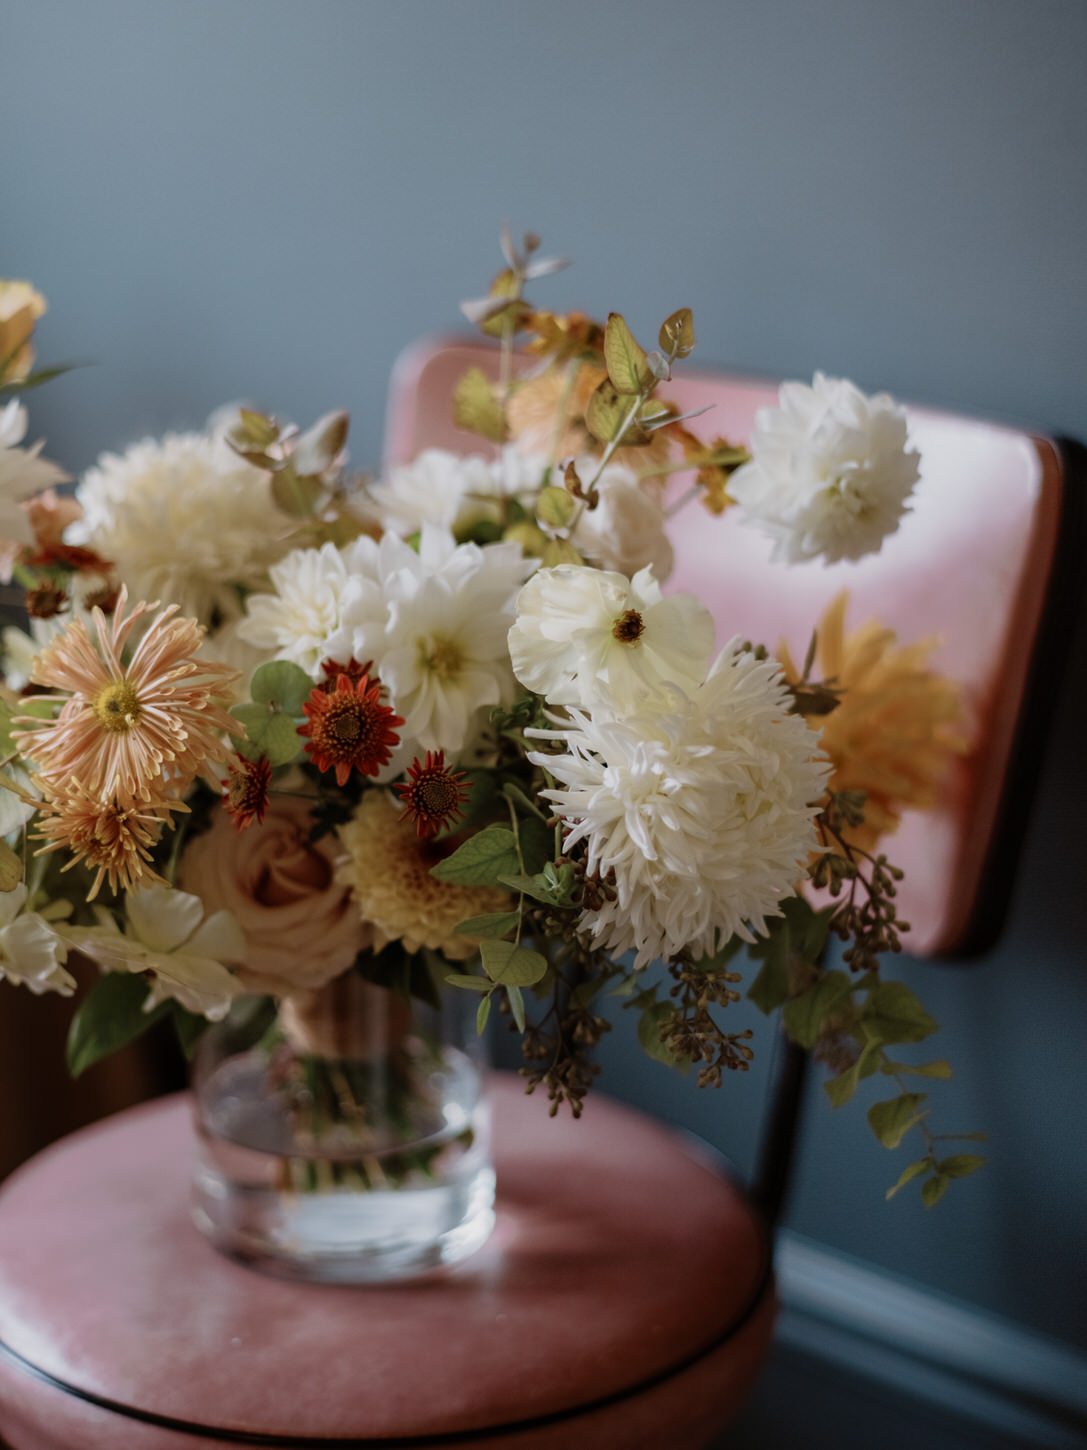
left=0, top=233, right=981, bottom=1279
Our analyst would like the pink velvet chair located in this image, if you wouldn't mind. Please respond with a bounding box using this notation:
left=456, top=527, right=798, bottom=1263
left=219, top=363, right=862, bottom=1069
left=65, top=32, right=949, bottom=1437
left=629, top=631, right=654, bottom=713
left=0, top=341, right=1079, bottom=1449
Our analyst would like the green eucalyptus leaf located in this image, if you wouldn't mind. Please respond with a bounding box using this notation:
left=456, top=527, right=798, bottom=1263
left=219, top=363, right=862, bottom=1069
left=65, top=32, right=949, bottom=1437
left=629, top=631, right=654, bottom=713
left=445, top=973, right=493, bottom=992
left=658, top=308, right=695, bottom=359
left=537, top=484, right=577, bottom=528
left=603, top=312, right=653, bottom=394
left=880, top=1058, right=952, bottom=1079
left=430, top=825, right=520, bottom=885
left=516, top=815, right=552, bottom=875
left=922, top=1173, right=950, bottom=1208
left=783, top=969, right=854, bottom=1050
left=867, top=1092, right=929, bottom=1150
left=823, top=1039, right=883, bottom=1108
left=885, top=1157, right=931, bottom=1200
left=937, top=1153, right=986, bottom=1179
left=506, top=982, right=527, bottom=1032
left=480, top=939, right=548, bottom=987
left=0, top=839, right=22, bottom=892
left=452, top=911, right=522, bottom=938
left=476, top=994, right=493, bottom=1033
left=250, top=660, right=314, bottom=715
left=860, top=980, right=938, bottom=1046
left=67, top=972, right=170, bottom=1078
left=585, top=378, right=650, bottom=447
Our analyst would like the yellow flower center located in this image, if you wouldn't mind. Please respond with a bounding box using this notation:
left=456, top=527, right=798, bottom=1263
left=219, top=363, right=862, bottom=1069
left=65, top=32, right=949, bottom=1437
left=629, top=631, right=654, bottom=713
left=419, top=636, right=465, bottom=678
left=91, top=680, right=142, bottom=734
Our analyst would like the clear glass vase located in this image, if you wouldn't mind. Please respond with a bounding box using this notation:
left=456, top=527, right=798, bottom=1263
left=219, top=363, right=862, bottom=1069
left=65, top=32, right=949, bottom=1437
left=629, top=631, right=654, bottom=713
left=190, top=969, right=495, bottom=1282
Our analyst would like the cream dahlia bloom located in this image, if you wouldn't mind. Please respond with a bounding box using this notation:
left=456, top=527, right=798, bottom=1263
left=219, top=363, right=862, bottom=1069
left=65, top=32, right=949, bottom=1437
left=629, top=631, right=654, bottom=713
left=237, top=541, right=352, bottom=677
left=367, top=449, right=508, bottom=537
left=530, top=645, right=828, bottom=969
left=509, top=564, right=713, bottom=714
left=0, top=884, right=76, bottom=997
left=728, top=373, right=920, bottom=565
left=62, top=885, right=245, bottom=1020
left=73, top=430, right=290, bottom=625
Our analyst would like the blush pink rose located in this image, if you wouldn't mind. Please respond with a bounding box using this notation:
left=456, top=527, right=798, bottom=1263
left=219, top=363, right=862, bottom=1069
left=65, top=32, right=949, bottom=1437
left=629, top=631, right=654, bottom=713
left=179, top=797, right=368, bottom=995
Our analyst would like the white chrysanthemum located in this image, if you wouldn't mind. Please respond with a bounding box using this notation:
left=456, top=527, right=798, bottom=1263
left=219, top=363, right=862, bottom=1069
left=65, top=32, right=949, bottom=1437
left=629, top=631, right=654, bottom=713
left=62, top=885, right=245, bottom=1021
left=0, top=884, right=76, bottom=997
left=728, top=373, right=920, bottom=565
left=324, top=525, right=531, bottom=754
left=367, top=447, right=546, bottom=539
left=530, top=645, right=829, bottom=969
left=73, top=430, right=290, bottom=625
left=237, top=541, right=353, bottom=676
left=571, top=461, right=673, bottom=581
left=0, top=400, right=69, bottom=549
left=508, top=564, right=713, bottom=713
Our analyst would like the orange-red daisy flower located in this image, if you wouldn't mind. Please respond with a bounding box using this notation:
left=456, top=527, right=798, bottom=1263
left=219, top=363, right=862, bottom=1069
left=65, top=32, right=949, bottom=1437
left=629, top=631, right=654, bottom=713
left=299, top=671, right=404, bottom=786
left=319, top=656, right=374, bottom=691
left=222, top=753, right=272, bottom=831
left=395, top=750, right=471, bottom=838
left=13, top=587, right=240, bottom=806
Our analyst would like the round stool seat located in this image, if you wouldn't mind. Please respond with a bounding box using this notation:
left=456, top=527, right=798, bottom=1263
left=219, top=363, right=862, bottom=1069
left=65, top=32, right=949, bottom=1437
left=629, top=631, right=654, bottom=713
left=0, top=1073, right=773, bottom=1449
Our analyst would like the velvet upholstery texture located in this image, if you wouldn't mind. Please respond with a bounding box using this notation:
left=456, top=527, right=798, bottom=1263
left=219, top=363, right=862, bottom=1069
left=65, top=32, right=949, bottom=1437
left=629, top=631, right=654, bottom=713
left=0, top=1073, right=773, bottom=1448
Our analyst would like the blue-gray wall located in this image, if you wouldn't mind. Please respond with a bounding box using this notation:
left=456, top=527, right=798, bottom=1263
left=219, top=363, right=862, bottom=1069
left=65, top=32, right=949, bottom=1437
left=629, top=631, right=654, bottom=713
left=4, top=0, right=1086, bottom=1353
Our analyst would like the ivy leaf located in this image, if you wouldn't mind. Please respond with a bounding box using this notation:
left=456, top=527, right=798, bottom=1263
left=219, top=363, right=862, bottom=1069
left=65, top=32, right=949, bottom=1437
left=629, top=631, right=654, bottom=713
left=783, top=969, right=854, bottom=1050
left=860, top=981, right=938, bottom=1046
left=480, top=939, right=548, bottom=987
left=430, top=825, right=520, bottom=885
left=67, top=972, right=170, bottom=1078
left=603, top=312, right=653, bottom=394
left=937, top=1153, right=986, bottom=1179
left=922, top=1174, right=950, bottom=1208
left=885, top=1158, right=931, bottom=1200
left=250, top=660, right=314, bottom=715
left=867, top=1092, right=929, bottom=1150
left=452, top=911, right=521, bottom=938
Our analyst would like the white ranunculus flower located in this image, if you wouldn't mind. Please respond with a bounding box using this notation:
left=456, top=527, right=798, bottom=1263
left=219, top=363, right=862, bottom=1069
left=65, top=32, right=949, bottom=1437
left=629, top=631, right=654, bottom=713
left=728, top=373, right=920, bottom=565
left=571, top=461, right=674, bottom=581
left=63, top=885, right=246, bottom=1020
left=325, top=525, right=532, bottom=755
left=0, top=884, right=76, bottom=996
left=238, top=540, right=356, bottom=676
left=508, top=564, right=713, bottom=714
left=529, top=645, right=828, bottom=969
left=72, top=429, right=291, bottom=626
left=0, top=400, right=70, bottom=553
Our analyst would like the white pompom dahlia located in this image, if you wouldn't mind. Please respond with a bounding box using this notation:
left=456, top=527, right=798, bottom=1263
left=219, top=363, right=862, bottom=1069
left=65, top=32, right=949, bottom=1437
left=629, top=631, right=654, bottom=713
left=530, top=645, right=828, bottom=969
left=728, top=373, right=920, bottom=565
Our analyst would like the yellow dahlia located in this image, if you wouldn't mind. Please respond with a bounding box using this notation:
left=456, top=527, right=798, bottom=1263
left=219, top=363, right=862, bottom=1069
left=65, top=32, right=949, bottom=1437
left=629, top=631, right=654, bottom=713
left=782, top=592, right=970, bottom=853
left=14, top=588, right=240, bottom=805
left=337, top=791, right=509, bottom=961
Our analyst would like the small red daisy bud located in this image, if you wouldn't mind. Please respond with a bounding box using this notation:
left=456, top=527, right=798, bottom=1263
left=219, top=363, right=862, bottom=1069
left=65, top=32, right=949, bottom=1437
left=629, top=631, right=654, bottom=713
left=223, top=754, right=272, bottom=831
left=395, top=750, right=471, bottom=839
left=319, top=656, right=375, bottom=692
left=299, top=671, right=404, bottom=785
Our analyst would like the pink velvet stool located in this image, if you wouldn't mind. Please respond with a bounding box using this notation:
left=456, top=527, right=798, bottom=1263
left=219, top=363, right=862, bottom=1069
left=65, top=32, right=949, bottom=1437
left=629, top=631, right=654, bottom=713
left=0, top=1073, right=773, bottom=1449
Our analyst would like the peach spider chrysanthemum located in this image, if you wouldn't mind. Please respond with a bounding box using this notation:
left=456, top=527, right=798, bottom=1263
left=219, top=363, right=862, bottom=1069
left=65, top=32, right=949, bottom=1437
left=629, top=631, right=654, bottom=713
left=33, top=778, right=188, bottom=901
left=13, top=587, right=241, bottom=805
